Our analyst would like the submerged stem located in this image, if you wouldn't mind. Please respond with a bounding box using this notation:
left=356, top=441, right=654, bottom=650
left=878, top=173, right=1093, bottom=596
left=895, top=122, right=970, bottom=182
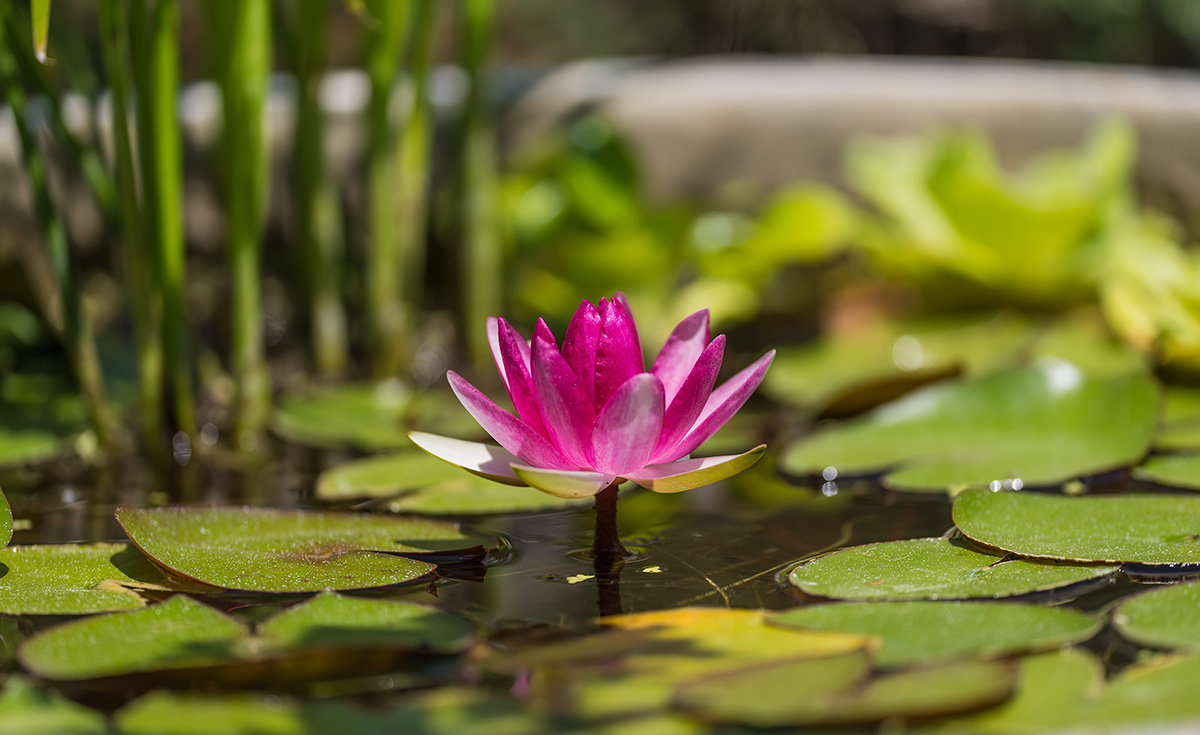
left=593, top=482, right=626, bottom=617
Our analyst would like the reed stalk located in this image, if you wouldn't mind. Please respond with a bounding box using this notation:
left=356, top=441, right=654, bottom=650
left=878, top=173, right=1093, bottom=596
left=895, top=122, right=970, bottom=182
left=460, top=0, right=502, bottom=368
left=281, top=0, right=348, bottom=379
left=213, top=0, right=272, bottom=443
left=0, top=6, right=118, bottom=451
left=364, top=0, right=414, bottom=379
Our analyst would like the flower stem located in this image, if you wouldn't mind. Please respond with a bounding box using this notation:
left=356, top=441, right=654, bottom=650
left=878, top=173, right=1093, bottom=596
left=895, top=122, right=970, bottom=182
left=592, top=482, right=625, bottom=617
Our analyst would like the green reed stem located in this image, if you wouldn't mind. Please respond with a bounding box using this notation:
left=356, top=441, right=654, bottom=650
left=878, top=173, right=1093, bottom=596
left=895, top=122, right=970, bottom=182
left=131, top=0, right=193, bottom=440
left=100, top=0, right=163, bottom=454
left=215, top=0, right=272, bottom=442
left=0, top=10, right=118, bottom=452
left=365, top=0, right=414, bottom=379
left=283, top=0, right=348, bottom=378
left=460, top=0, right=502, bottom=368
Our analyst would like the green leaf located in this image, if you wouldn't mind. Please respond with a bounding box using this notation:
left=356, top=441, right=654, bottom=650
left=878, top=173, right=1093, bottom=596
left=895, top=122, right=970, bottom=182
left=272, top=382, right=413, bottom=450
left=1135, top=453, right=1200, bottom=491
left=1156, top=385, right=1200, bottom=449
left=781, top=359, right=1159, bottom=492
left=19, top=595, right=247, bottom=681
left=769, top=600, right=1100, bottom=668
left=0, top=400, right=81, bottom=467
left=317, top=451, right=590, bottom=514
left=0, top=487, right=10, bottom=546
left=116, top=506, right=486, bottom=593
left=0, top=676, right=108, bottom=735
left=115, top=691, right=307, bottom=735
left=1088, top=650, right=1200, bottom=728
left=788, top=538, right=1116, bottom=601
left=0, top=543, right=164, bottom=615
left=1112, top=581, right=1200, bottom=649
left=674, top=653, right=1014, bottom=728
left=30, top=0, right=50, bottom=62
left=953, top=488, right=1200, bottom=564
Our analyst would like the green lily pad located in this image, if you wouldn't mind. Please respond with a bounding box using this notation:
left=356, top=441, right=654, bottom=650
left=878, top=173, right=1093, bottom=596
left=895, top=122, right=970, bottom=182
left=1089, top=650, right=1200, bottom=729
left=1135, top=452, right=1200, bottom=491
left=115, top=691, right=309, bottom=735
left=116, top=506, right=486, bottom=593
left=257, top=592, right=475, bottom=654
left=929, top=648, right=1104, bottom=734
left=674, top=652, right=1014, bottom=728
left=0, top=543, right=165, bottom=615
left=0, top=676, right=109, bottom=735
left=953, top=488, right=1200, bottom=565
left=1, top=487, right=10, bottom=546
left=1157, top=385, right=1200, bottom=450
left=788, top=538, right=1117, bottom=601
left=781, top=359, right=1159, bottom=492
left=20, top=592, right=475, bottom=686
left=1112, top=581, right=1200, bottom=649
left=19, top=595, right=247, bottom=681
left=317, top=451, right=590, bottom=514
left=769, top=600, right=1100, bottom=668
left=272, top=381, right=413, bottom=450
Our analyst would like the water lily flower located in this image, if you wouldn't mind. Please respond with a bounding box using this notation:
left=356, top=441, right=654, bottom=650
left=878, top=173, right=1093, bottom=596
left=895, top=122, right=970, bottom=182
left=410, top=293, right=774, bottom=498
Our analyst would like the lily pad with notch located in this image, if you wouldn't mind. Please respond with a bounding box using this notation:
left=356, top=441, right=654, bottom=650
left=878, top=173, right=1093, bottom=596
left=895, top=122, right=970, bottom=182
left=769, top=600, right=1100, bottom=668
left=953, top=488, right=1200, bottom=565
left=0, top=543, right=167, bottom=615
left=781, top=359, right=1159, bottom=493
left=116, top=506, right=490, bottom=594
left=788, top=537, right=1117, bottom=601
left=673, top=651, right=1014, bottom=728
left=317, top=451, right=591, bottom=514
left=19, top=592, right=476, bottom=687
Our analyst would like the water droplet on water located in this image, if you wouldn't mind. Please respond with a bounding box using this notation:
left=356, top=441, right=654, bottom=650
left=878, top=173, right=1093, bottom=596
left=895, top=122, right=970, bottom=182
left=821, top=466, right=838, bottom=482
left=172, top=431, right=192, bottom=465
left=989, top=481, right=1003, bottom=492
left=821, top=481, right=839, bottom=497
left=200, top=422, right=219, bottom=447
left=892, top=335, right=924, bottom=371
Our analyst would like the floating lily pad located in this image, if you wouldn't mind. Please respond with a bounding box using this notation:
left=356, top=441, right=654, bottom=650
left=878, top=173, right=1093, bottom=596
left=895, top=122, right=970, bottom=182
left=769, top=600, right=1099, bottom=667
left=1135, top=453, right=1200, bottom=491
left=0, top=543, right=165, bottom=615
left=317, top=451, right=590, bottom=514
left=1089, top=650, right=1200, bottom=729
left=782, top=359, right=1158, bottom=492
left=257, top=592, right=474, bottom=654
left=674, top=652, right=1014, bottom=727
left=788, top=538, right=1117, bottom=601
left=1112, top=581, right=1200, bottom=649
left=116, top=506, right=486, bottom=593
left=19, top=595, right=247, bottom=681
left=115, top=691, right=308, bottom=735
left=1, top=487, right=10, bottom=546
left=1157, top=385, right=1200, bottom=450
left=20, top=593, right=475, bottom=686
left=0, top=676, right=109, bottom=735
left=272, top=381, right=413, bottom=450
left=953, top=488, right=1200, bottom=565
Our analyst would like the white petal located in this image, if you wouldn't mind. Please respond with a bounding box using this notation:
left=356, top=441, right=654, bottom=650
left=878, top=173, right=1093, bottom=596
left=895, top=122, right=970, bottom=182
left=625, top=445, right=766, bottom=493
left=510, top=465, right=617, bottom=499
left=408, top=431, right=526, bottom=486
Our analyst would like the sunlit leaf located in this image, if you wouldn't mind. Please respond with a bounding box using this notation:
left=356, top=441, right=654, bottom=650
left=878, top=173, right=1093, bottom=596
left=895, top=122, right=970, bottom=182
left=769, top=600, right=1099, bottom=668
left=30, top=0, right=51, bottom=62
left=953, top=488, right=1200, bottom=565
left=272, top=381, right=412, bottom=450
left=0, top=543, right=165, bottom=615
left=116, top=506, right=487, bottom=593
left=788, top=538, right=1116, bottom=601
left=674, top=653, right=1014, bottom=727
left=0, top=676, right=108, bottom=735
left=781, top=359, right=1158, bottom=492
left=1112, top=581, right=1200, bottom=649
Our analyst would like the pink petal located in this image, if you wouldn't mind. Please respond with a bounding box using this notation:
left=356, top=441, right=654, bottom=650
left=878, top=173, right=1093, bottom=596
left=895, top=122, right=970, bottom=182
left=651, top=309, right=710, bottom=405
left=652, top=335, right=724, bottom=463
left=531, top=321, right=594, bottom=467
left=626, top=445, right=766, bottom=493
left=510, top=465, right=616, bottom=499
left=486, top=317, right=506, bottom=386
left=496, top=318, right=546, bottom=436
left=660, top=349, right=775, bottom=461
left=594, top=293, right=644, bottom=411
left=408, top=431, right=525, bottom=486
left=446, top=371, right=573, bottom=470
left=561, top=299, right=601, bottom=408
left=590, top=373, right=665, bottom=476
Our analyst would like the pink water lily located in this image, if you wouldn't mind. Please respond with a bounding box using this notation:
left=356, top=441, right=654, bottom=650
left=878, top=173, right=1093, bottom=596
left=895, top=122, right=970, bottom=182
left=410, top=293, right=774, bottom=499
